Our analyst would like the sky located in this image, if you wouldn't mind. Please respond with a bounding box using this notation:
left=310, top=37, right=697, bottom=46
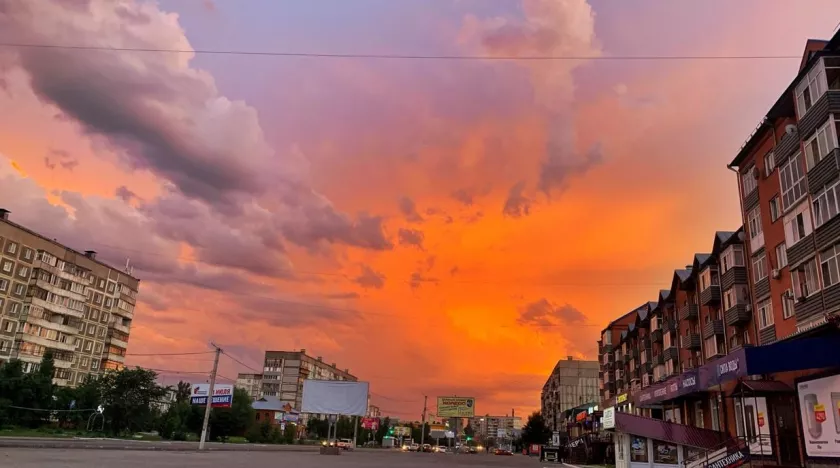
left=1, top=0, right=839, bottom=420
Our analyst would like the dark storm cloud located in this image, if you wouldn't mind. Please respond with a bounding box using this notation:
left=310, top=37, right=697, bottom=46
left=450, top=189, right=474, bottom=206
left=0, top=0, right=390, bottom=254
left=353, top=265, right=386, bottom=290
left=398, top=228, right=425, bottom=250
left=398, top=196, right=424, bottom=223
left=539, top=141, right=604, bottom=196
left=502, top=181, right=531, bottom=218
left=517, top=298, right=586, bottom=327
left=115, top=185, right=138, bottom=202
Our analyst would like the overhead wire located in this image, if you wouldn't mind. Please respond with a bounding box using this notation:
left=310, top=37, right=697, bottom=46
left=0, top=42, right=803, bottom=61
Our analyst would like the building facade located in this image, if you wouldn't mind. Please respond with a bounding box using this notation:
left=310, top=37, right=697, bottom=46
left=235, top=372, right=263, bottom=400
left=468, top=415, right=522, bottom=440
left=541, top=356, right=600, bottom=431
left=598, top=30, right=840, bottom=468
left=260, top=349, right=357, bottom=412
left=0, top=209, right=139, bottom=386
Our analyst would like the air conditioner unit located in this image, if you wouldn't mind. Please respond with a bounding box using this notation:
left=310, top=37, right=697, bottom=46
left=771, top=268, right=781, bottom=279
left=745, top=304, right=752, bottom=312
left=752, top=166, right=760, bottom=179
left=784, top=290, right=794, bottom=299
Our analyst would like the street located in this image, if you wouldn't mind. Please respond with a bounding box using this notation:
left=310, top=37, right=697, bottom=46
left=1, top=449, right=539, bottom=468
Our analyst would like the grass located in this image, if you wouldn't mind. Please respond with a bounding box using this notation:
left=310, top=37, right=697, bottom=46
left=0, top=427, right=80, bottom=438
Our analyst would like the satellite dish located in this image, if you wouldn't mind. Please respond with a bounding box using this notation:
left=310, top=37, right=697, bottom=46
left=97, top=405, right=105, bottom=414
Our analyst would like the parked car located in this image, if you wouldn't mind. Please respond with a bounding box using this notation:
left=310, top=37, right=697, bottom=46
left=337, top=439, right=354, bottom=451
left=495, top=448, right=513, bottom=456
left=422, top=444, right=433, bottom=453
left=436, top=446, right=448, bottom=453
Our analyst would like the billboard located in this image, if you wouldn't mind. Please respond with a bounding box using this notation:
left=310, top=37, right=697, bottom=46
left=190, top=383, right=233, bottom=407
left=361, top=417, right=380, bottom=430
left=394, top=426, right=411, bottom=437
left=798, top=372, right=840, bottom=457
left=301, top=380, right=370, bottom=416
left=436, top=396, right=475, bottom=417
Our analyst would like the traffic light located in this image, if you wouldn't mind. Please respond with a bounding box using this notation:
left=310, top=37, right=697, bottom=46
left=466, top=436, right=472, bottom=441
left=389, top=427, right=394, bottom=435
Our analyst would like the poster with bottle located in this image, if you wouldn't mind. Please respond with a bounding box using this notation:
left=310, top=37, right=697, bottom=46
left=798, top=373, right=840, bottom=457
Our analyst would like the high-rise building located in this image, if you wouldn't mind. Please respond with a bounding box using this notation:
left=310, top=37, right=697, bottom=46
left=235, top=372, right=263, bottom=400
left=0, top=209, right=139, bottom=386
left=468, top=415, right=522, bottom=439
left=540, top=356, right=599, bottom=431
left=260, top=349, right=357, bottom=412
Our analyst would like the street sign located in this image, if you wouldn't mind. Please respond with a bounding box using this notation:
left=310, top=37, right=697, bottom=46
left=190, top=383, right=233, bottom=407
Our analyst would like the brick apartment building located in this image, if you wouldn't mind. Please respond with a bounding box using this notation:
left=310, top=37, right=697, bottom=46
left=596, top=31, right=840, bottom=468
left=0, top=209, right=139, bottom=386
left=542, top=356, right=600, bottom=431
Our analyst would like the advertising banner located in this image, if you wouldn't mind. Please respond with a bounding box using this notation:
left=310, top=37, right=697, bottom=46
left=361, top=417, right=380, bottom=430
left=602, top=407, right=615, bottom=429
left=703, top=446, right=750, bottom=468
left=798, top=373, right=840, bottom=457
left=436, top=396, right=476, bottom=417
left=190, top=383, right=233, bottom=407
left=394, top=426, right=411, bottom=437
left=301, top=380, right=370, bottom=416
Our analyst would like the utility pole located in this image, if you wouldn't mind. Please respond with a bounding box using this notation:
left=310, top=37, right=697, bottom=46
left=419, top=395, right=428, bottom=449
left=199, top=344, right=221, bottom=451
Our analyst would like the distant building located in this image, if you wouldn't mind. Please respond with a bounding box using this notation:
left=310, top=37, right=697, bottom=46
left=367, top=404, right=381, bottom=418
left=260, top=349, right=357, bottom=413
left=540, top=356, right=600, bottom=431
left=235, top=372, right=263, bottom=400
left=469, top=415, right=522, bottom=439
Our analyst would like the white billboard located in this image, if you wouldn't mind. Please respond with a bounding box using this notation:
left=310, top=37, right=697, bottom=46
left=190, top=383, right=233, bottom=407
left=798, top=373, right=840, bottom=457
left=301, top=380, right=369, bottom=416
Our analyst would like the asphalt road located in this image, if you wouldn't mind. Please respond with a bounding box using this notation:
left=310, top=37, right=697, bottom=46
left=2, top=448, right=541, bottom=468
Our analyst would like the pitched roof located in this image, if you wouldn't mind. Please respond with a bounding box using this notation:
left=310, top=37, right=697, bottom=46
left=693, top=253, right=712, bottom=269
left=712, top=228, right=743, bottom=255
left=613, top=412, right=726, bottom=450
left=252, top=396, right=298, bottom=412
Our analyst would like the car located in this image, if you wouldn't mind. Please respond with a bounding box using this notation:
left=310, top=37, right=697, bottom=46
left=495, top=448, right=513, bottom=456
left=468, top=447, right=477, bottom=454
left=422, top=444, right=433, bottom=453
left=337, top=439, right=354, bottom=451
left=436, top=446, right=448, bottom=453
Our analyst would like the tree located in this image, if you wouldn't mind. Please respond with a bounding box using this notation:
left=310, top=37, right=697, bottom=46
left=209, top=388, right=253, bottom=441
left=464, top=422, right=475, bottom=440
left=97, top=368, right=168, bottom=435
left=174, top=381, right=192, bottom=403
left=520, top=411, right=551, bottom=446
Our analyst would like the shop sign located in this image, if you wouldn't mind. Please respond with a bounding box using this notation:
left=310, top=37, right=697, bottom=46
left=616, top=393, right=628, bottom=404
left=576, top=411, right=587, bottom=422
left=704, top=447, right=750, bottom=468
left=602, top=407, right=615, bottom=429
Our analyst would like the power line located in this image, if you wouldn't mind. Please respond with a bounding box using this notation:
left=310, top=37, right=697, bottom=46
left=125, top=351, right=214, bottom=357
left=0, top=42, right=802, bottom=61
left=6, top=405, right=97, bottom=413
left=220, top=350, right=262, bottom=374
left=369, top=391, right=422, bottom=404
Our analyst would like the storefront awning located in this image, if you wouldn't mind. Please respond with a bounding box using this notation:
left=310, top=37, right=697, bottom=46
left=729, top=380, right=793, bottom=396
left=612, top=412, right=726, bottom=450
left=635, top=335, right=840, bottom=407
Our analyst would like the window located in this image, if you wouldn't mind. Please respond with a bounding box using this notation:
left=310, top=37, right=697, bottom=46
left=3, top=321, right=14, bottom=332
left=22, top=248, right=32, bottom=261
left=721, top=245, right=745, bottom=272
left=630, top=436, right=648, bottom=462
left=16, top=267, right=27, bottom=278
left=0, top=279, right=7, bottom=292
left=821, top=244, right=840, bottom=289
left=723, top=286, right=749, bottom=310
left=780, top=153, right=807, bottom=210
left=105, top=298, right=112, bottom=308
left=84, top=341, right=92, bottom=352
left=5, top=242, right=17, bottom=255
left=770, top=196, right=781, bottom=222
left=765, top=152, right=776, bottom=177
left=776, top=243, right=788, bottom=269
left=748, top=206, right=763, bottom=239
left=805, top=119, right=838, bottom=170
left=94, top=342, right=103, bottom=354
left=699, top=267, right=718, bottom=291
left=814, top=180, right=840, bottom=228
left=91, top=359, right=100, bottom=370
left=784, top=201, right=813, bottom=247
left=796, top=59, right=828, bottom=116
left=742, top=168, right=758, bottom=196
left=752, top=253, right=768, bottom=283
left=695, top=401, right=705, bottom=429
left=8, top=302, right=19, bottom=316
left=704, top=336, right=724, bottom=358
left=664, top=332, right=672, bottom=350
left=782, top=289, right=794, bottom=320
left=13, top=284, right=24, bottom=296
left=758, top=299, right=774, bottom=329
left=653, top=440, right=678, bottom=464
left=1, top=261, right=12, bottom=273
left=711, top=395, right=722, bottom=431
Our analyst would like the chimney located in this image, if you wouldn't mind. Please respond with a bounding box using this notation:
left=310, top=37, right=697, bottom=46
left=331, top=363, right=336, bottom=368
left=567, top=356, right=573, bottom=361
left=344, top=368, right=349, bottom=374
left=0, top=209, right=9, bottom=220
left=317, top=356, right=322, bottom=361
left=300, top=348, right=306, bottom=355
left=84, top=250, right=97, bottom=260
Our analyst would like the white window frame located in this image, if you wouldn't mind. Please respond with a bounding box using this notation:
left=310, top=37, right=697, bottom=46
left=793, top=258, right=822, bottom=299
left=821, top=244, right=840, bottom=289
left=805, top=118, right=839, bottom=170
left=0, top=279, right=7, bottom=292
left=765, top=152, right=776, bottom=177
left=758, top=299, right=774, bottom=330
left=782, top=289, right=794, bottom=320
left=742, top=168, right=758, bottom=197
left=748, top=206, right=764, bottom=252
left=776, top=243, right=788, bottom=269
left=721, top=245, right=745, bottom=273
left=770, top=196, right=781, bottom=222
left=13, top=284, right=24, bottom=296
left=796, top=58, right=828, bottom=117
left=17, top=267, right=28, bottom=278
left=813, top=179, right=840, bottom=228
left=6, top=242, right=16, bottom=255
left=752, top=253, right=768, bottom=283
left=699, top=267, right=718, bottom=291
left=784, top=200, right=814, bottom=248
left=1, top=262, right=11, bottom=273
left=780, top=152, right=807, bottom=211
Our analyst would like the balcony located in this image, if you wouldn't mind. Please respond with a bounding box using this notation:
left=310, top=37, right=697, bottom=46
left=623, top=353, right=631, bottom=363
left=17, top=333, right=76, bottom=352
left=30, top=297, right=84, bottom=319
left=650, top=328, right=663, bottom=342
left=702, top=320, right=725, bottom=339
left=721, top=266, right=748, bottom=291
left=24, top=316, right=79, bottom=336
left=681, top=333, right=701, bottom=350
left=107, top=336, right=129, bottom=350
left=725, top=304, right=751, bottom=326
left=632, top=348, right=640, bottom=360
left=679, top=304, right=699, bottom=321
left=700, top=286, right=721, bottom=306
left=34, top=279, right=86, bottom=302
left=663, top=346, right=679, bottom=362
left=106, top=351, right=126, bottom=363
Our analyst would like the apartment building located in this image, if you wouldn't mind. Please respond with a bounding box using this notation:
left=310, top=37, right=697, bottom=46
left=598, top=31, right=840, bottom=468
left=468, top=415, right=522, bottom=439
left=541, top=356, right=600, bottom=431
left=235, top=372, right=263, bottom=400
left=0, top=209, right=139, bottom=386
left=260, top=349, right=357, bottom=412
left=367, top=405, right=381, bottom=418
